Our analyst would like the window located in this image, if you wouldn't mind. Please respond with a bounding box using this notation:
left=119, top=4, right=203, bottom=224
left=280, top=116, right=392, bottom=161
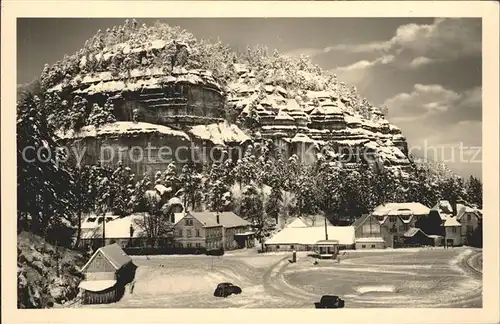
left=362, top=245, right=366, bottom=248
left=186, top=229, right=192, bottom=237
left=195, top=229, right=200, bottom=237
left=290, top=245, right=295, bottom=249
left=390, top=227, right=397, bottom=233
left=178, top=229, right=183, bottom=237
left=389, top=216, right=397, bottom=223
left=467, top=225, right=473, bottom=232
left=187, top=243, right=192, bottom=248
left=452, top=227, right=457, bottom=233
left=185, top=219, right=193, bottom=226
left=195, top=243, right=201, bottom=248
left=467, top=215, right=472, bottom=221
left=371, top=245, right=376, bottom=248
left=362, top=223, right=380, bottom=234
left=276, top=245, right=280, bottom=249
left=403, top=224, right=409, bottom=231
left=87, top=217, right=96, bottom=223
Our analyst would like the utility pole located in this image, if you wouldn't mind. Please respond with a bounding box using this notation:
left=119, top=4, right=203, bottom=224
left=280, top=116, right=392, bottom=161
left=324, top=215, right=329, bottom=240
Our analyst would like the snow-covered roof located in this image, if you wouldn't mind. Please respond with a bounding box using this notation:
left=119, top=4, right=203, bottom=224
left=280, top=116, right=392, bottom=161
left=57, top=122, right=191, bottom=140
left=372, top=203, right=430, bottom=217
left=265, top=225, right=355, bottom=245
left=82, top=214, right=145, bottom=239
left=82, top=243, right=132, bottom=272
left=81, top=213, right=119, bottom=230
left=174, top=211, right=250, bottom=228
left=443, top=216, right=461, bottom=227
left=286, top=218, right=308, bottom=228
left=403, top=227, right=428, bottom=238
left=188, top=122, right=250, bottom=146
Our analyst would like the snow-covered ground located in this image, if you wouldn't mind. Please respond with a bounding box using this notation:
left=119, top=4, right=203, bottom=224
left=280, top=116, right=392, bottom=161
left=74, top=247, right=482, bottom=308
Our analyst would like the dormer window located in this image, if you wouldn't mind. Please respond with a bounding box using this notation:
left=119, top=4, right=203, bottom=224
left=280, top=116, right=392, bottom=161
left=389, top=216, right=397, bottom=223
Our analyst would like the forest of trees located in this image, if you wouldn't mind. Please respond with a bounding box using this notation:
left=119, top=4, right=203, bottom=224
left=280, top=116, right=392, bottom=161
left=17, top=88, right=483, bottom=249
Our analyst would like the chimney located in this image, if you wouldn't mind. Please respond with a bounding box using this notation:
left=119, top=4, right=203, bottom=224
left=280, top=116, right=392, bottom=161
left=216, top=214, right=220, bottom=224
left=451, top=200, right=458, bottom=216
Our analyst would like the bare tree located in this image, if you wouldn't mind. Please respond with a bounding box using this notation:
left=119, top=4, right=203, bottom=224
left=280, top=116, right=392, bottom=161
left=134, top=190, right=174, bottom=248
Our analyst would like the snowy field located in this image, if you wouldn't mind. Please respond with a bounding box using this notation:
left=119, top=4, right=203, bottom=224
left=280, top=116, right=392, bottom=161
left=75, top=247, right=482, bottom=308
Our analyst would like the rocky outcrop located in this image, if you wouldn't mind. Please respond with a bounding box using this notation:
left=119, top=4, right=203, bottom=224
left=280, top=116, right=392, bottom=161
left=42, top=23, right=411, bottom=175
left=17, top=232, right=86, bottom=308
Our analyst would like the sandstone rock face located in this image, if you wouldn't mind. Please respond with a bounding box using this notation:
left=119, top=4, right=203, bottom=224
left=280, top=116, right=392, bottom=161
left=44, top=28, right=410, bottom=175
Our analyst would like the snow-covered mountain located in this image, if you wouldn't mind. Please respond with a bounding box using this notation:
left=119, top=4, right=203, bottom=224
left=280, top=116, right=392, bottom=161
left=39, top=20, right=411, bottom=173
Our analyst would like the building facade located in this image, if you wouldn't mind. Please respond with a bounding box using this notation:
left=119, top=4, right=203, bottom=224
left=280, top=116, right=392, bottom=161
left=353, top=214, right=391, bottom=249
left=173, top=211, right=253, bottom=251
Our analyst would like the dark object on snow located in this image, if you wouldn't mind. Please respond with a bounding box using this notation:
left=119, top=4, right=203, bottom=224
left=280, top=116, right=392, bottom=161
left=206, top=247, right=225, bottom=256
left=314, top=295, right=345, bottom=308
left=313, top=260, right=319, bottom=265
left=213, top=282, right=242, bottom=298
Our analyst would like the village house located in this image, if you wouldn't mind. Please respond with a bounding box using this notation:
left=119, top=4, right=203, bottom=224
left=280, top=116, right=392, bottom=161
left=352, top=214, right=391, bottom=249
left=264, top=215, right=355, bottom=252
left=443, top=215, right=462, bottom=247
left=456, top=203, right=483, bottom=243
left=80, top=214, right=152, bottom=249
left=427, top=200, right=482, bottom=245
left=371, top=202, right=430, bottom=246
left=173, top=211, right=254, bottom=251
left=78, top=243, right=136, bottom=304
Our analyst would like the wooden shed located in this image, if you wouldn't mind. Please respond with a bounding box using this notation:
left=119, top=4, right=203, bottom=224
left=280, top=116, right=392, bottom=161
left=402, top=228, right=435, bottom=247
left=78, top=243, right=136, bottom=304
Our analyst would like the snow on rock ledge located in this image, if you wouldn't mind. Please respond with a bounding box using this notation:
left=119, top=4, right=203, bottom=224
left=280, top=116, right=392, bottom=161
left=188, top=122, right=251, bottom=146
left=56, top=122, right=191, bottom=140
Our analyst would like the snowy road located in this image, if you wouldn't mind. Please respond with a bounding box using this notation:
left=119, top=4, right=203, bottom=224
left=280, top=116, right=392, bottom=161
left=75, top=247, right=482, bottom=308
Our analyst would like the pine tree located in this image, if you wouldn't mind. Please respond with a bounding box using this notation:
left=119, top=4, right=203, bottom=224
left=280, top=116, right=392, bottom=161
left=17, top=93, right=76, bottom=237
left=466, top=175, right=482, bottom=208
left=87, top=99, right=116, bottom=127
left=110, top=161, right=135, bottom=216
left=179, top=164, right=202, bottom=211
left=162, top=162, right=181, bottom=195
left=204, top=163, right=232, bottom=212
left=129, top=172, right=152, bottom=213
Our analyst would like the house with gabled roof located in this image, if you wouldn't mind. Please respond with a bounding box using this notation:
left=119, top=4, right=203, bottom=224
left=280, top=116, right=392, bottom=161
left=456, top=203, right=483, bottom=243
left=78, top=243, right=136, bottom=304
left=173, top=211, right=254, bottom=251
left=371, top=202, right=430, bottom=245
left=352, top=214, right=391, bottom=249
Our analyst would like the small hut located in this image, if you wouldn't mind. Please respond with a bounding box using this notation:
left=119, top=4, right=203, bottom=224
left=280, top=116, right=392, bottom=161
left=78, top=243, right=136, bottom=304
left=402, top=228, right=434, bottom=247
left=315, top=240, right=340, bottom=259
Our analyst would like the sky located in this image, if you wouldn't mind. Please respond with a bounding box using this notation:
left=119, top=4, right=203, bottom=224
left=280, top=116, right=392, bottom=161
left=17, top=18, right=482, bottom=178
